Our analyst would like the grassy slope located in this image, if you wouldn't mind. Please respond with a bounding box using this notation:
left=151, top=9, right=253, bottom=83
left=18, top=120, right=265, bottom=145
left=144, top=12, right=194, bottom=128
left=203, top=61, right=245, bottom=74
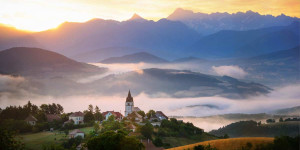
left=166, top=137, right=274, bottom=150
left=20, top=127, right=93, bottom=150
left=162, top=133, right=218, bottom=148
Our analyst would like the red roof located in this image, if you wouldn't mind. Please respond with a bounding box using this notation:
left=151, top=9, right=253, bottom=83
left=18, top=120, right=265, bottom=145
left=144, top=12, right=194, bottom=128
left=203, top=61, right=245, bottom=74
left=69, top=111, right=84, bottom=117
left=102, top=111, right=123, bottom=119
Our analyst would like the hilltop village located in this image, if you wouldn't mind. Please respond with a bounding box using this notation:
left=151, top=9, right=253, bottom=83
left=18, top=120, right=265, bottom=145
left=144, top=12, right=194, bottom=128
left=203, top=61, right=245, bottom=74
left=24, top=90, right=169, bottom=134
left=2, top=91, right=204, bottom=150
left=2, top=91, right=298, bottom=150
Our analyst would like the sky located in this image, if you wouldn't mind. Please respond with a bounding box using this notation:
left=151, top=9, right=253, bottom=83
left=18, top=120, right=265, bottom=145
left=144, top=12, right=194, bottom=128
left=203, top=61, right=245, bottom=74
left=0, top=0, right=300, bottom=32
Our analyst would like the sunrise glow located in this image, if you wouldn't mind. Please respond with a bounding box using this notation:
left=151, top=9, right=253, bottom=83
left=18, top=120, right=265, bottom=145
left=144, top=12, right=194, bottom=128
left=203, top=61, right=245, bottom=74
left=0, top=0, right=299, bottom=32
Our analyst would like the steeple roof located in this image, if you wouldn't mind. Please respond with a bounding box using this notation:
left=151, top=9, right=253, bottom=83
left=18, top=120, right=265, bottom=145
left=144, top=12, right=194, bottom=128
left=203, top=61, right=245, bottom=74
left=126, top=90, right=133, bottom=102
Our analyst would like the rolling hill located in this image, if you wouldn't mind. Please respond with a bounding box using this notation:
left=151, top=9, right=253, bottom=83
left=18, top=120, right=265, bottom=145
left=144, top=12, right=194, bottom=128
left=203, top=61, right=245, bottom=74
left=209, top=120, right=299, bottom=137
left=100, top=52, right=168, bottom=64
left=166, top=137, right=274, bottom=150
left=270, top=106, right=300, bottom=116
left=94, top=68, right=271, bottom=98
left=0, top=47, right=106, bottom=77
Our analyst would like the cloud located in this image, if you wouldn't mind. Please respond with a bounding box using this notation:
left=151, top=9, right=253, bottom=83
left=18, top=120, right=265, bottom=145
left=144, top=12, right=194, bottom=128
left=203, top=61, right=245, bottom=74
left=212, top=65, right=248, bottom=79
left=0, top=75, right=35, bottom=99
left=0, top=79, right=299, bottom=131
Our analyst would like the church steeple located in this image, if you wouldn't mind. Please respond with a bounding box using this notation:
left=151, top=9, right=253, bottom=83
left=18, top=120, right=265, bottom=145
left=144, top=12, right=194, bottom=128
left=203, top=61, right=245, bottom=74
left=126, top=90, right=133, bottom=102
left=128, top=90, right=131, bottom=97
left=125, top=90, right=134, bottom=117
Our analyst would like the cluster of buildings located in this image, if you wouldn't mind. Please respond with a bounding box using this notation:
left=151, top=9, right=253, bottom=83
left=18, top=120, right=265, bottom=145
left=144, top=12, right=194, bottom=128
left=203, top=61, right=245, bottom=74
left=25, top=90, right=168, bottom=138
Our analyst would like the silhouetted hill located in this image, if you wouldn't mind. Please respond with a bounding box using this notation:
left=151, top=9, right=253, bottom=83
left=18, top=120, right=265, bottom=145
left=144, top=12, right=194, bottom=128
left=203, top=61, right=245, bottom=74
left=100, top=52, right=168, bottom=64
left=187, top=22, right=300, bottom=58
left=172, top=57, right=207, bottom=63
left=209, top=120, right=299, bottom=137
left=0, top=47, right=106, bottom=76
left=73, top=47, right=146, bottom=63
left=270, top=106, right=300, bottom=116
left=95, top=68, right=271, bottom=98
left=168, top=8, right=300, bottom=35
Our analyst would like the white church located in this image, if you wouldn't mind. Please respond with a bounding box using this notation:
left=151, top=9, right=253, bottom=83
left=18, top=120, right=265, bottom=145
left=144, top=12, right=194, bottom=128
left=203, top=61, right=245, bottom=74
left=125, top=90, right=141, bottom=117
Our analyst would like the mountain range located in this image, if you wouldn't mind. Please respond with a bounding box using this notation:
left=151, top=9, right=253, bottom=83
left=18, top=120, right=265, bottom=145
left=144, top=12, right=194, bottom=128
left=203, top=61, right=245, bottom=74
left=186, top=21, right=300, bottom=58
left=33, top=17, right=201, bottom=59
left=167, top=8, right=300, bottom=35
left=0, top=9, right=299, bottom=61
left=0, top=47, right=271, bottom=98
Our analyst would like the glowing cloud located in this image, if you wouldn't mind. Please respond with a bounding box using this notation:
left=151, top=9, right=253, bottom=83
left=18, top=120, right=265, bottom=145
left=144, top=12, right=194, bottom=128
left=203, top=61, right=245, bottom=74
left=212, top=65, right=248, bottom=79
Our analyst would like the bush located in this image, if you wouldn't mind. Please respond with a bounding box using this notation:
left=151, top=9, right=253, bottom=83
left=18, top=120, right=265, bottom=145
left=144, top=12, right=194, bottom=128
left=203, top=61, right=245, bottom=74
left=0, top=128, right=25, bottom=150
left=153, top=137, right=163, bottom=147
left=62, top=136, right=82, bottom=149
left=254, top=136, right=299, bottom=150
left=87, top=130, right=144, bottom=150
left=140, top=122, right=153, bottom=139
left=194, top=144, right=217, bottom=150
left=0, top=119, right=32, bottom=133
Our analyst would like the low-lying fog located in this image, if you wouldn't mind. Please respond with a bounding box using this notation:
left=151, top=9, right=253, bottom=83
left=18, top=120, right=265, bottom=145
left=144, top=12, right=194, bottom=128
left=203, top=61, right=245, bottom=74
left=1, top=62, right=299, bottom=131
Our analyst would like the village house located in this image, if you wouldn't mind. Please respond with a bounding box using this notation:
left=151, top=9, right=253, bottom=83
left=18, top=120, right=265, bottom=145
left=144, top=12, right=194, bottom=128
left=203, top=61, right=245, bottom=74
left=25, top=115, right=38, bottom=126
left=69, top=111, right=84, bottom=125
left=148, top=111, right=168, bottom=122
left=69, top=129, right=84, bottom=139
left=46, top=114, right=61, bottom=122
left=128, top=124, right=137, bottom=132
left=102, top=111, right=123, bottom=121
left=155, top=111, right=168, bottom=121
left=127, top=111, right=143, bottom=122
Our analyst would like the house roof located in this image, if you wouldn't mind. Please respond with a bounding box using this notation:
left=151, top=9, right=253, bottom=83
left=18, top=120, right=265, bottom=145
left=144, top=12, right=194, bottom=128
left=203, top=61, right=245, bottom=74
left=102, top=111, right=123, bottom=119
left=132, top=107, right=141, bottom=112
left=128, top=111, right=143, bottom=119
left=69, top=111, right=84, bottom=117
left=69, top=129, right=84, bottom=135
left=46, top=114, right=61, bottom=122
left=156, top=111, right=168, bottom=119
left=25, top=115, right=38, bottom=122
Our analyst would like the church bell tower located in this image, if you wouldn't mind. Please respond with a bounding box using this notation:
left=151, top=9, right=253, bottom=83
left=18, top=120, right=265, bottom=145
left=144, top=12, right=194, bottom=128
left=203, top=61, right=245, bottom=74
left=125, top=90, right=134, bottom=117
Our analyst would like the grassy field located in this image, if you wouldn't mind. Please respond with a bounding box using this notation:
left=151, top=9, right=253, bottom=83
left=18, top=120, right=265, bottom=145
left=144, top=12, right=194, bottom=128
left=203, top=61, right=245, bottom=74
left=166, top=137, right=274, bottom=150
left=20, top=127, right=93, bottom=150
left=162, top=133, right=218, bottom=148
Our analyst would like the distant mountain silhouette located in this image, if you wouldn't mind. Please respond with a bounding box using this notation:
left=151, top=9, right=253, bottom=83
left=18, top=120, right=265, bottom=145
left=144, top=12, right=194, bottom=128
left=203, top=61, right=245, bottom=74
left=33, top=18, right=201, bottom=59
left=270, top=106, right=300, bottom=116
left=73, top=47, right=147, bottom=63
left=182, top=46, right=300, bottom=86
left=0, top=25, right=39, bottom=50
left=100, top=52, right=168, bottom=64
left=128, top=13, right=146, bottom=22
left=168, top=8, right=300, bottom=35
left=0, top=47, right=106, bottom=76
left=172, top=56, right=206, bottom=63
left=186, top=22, right=300, bottom=58
left=96, top=68, right=271, bottom=98
left=0, top=11, right=299, bottom=61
